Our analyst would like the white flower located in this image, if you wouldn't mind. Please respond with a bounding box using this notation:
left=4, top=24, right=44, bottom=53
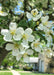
left=16, top=48, right=33, bottom=61
left=1, top=29, right=12, bottom=41
left=38, top=16, right=53, bottom=33
left=22, top=49, right=33, bottom=62
left=44, top=48, right=53, bottom=58
left=26, top=49, right=33, bottom=55
left=23, top=49, right=33, bottom=62
left=5, top=42, right=25, bottom=57
left=0, top=6, right=8, bottom=16
left=16, top=54, right=22, bottom=61
left=21, top=28, right=34, bottom=48
left=1, top=22, right=24, bottom=41
left=23, top=49, right=33, bottom=57
left=45, top=34, right=52, bottom=43
left=31, top=39, right=41, bottom=52
left=26, top=9, right=42, bottom=21
left=41, top=16, right=53, bottom=28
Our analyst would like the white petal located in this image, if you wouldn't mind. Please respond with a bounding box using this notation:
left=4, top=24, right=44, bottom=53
left=3, top=32, right=12, bottom=41
left=19, top=45, right=26, bottom=54
left=1, top=12, right=8, bottom=16
left=12, top=50, right=19, bottom=56
left=46, top=22, right=52, bottom=28
left=26, top=49, right=33, bottom=55
left=26, top=12, right=32, bottom=19
left=28, top=35, right=34, bottom=42
left=16, top=54, right=22, bottom=61
left=21, top=40, right=29, bottom=49
left=0, top=6, right=2, bottom=11
left=9, top=22, right=17, bottom=30
left=25, top=28, right=32, bottom=34
left=16, top=27, right=24, bottom=35
left=38, top=23, right=46, bottom=30
left=19, top=45, right=24, bottom=50
left=35, top=47, right=41, bottom=52
left=1, top=29, right=9, bottom=35
left=20, top=49, right=25, bottom=54
left=5, top=43, right=14, bottom=51
left=41, top=16, right=49, bottom=23
left=0, top=13, right=3, bottom=16
left=13, top=34, right=22, bottom=41
left=33, top=12, right=42, bottom=21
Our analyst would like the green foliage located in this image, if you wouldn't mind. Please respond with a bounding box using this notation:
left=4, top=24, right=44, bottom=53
left=28, top=20, right=36, bottom=29
left=23, top=66, right=33, bottom=71
left=0, top=35, right=6, bottom=47
left=18, top=19, right=28, bottom=29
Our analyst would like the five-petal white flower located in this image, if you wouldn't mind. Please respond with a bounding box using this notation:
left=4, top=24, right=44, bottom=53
left=5, top=42, right=25, bottom=56
left=26, top=9, right=42, bottom=21
left=44, top=48, right=53, bottom=58
left=31, top=39, right=41, bottom=52
left=21, top=28, right=34, bottom=48
left=1, top=22, right=24, bottom=41
left=38, top=16, right=53, bottom=31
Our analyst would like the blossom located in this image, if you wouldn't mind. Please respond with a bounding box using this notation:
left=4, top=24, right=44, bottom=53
left=26, top=9, right=42, bottom=21
left=38, top=16, right=53, bottom=30
left=16, top=48, right=33, bottom=61
left=45, top=34, right=52, bottom=44
left=44, top=48, right=53, bottom=58
left=1, top=22, right=24, bottom=41
left=31, top=39, right=41, bottom=52
left=0, top=6, right=8, bottom=16
left=21, top=28, right=34, bottom=48
left=5, top=42, right=25, bottom=57
left=23, top=49, right=33, bottom=62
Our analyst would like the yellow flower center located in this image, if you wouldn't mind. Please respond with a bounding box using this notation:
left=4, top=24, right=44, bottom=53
left=23, top=53, right=27, bottom=57
left=43, top=21, right=48, bottom=26
left=10, top=29, right=16, bottom=35
left=22, top=34, right=28, bottom=40
left=31, top=10, right=38, bottom=16
left=46, top=49, right=51, bottom=53
left=14, top=43, right=19, bottom=49
left=0, top=11, right=3, bottom=13
left=33, top=43, right=39, bottom=47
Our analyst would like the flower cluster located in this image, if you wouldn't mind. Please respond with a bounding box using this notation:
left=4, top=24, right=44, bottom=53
left=1, top=22, right=42, bottom=61
left=1, top=8, right=54, bottom=61
left=26, top=9, right=54, bottom=58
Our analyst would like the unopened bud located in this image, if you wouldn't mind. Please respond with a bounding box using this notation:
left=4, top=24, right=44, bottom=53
left=36, top=21, right=39, bottom=25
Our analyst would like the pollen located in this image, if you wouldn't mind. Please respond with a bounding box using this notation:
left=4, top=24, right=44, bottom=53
left=43, top=21, right=48, bottom=25
left=31, top=10, right=38, bottom=16
left=0, top=11, right=3, bottom=13
left=33, top=43, right=39, bottom=47
left=10, top=29, right=16, bottom=35
left=46, top=49, right=51, bottom=53
left=23, top=53, right=27, bottom=57
left=14, top=43, right=19, bottom=49
left=22, top=34, right=28, bottom=40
